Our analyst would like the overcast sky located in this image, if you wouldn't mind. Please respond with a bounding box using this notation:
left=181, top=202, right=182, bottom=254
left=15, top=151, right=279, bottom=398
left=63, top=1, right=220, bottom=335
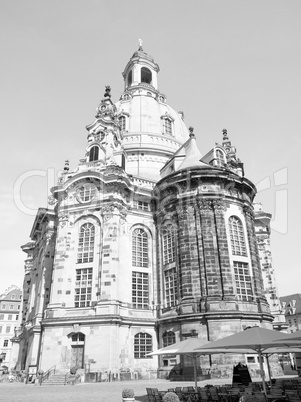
left=1, top=0, right=300, bottom=298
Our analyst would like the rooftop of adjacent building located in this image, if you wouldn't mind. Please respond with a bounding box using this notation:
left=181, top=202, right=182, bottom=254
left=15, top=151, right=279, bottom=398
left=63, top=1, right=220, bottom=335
left=280, top=294, right=301, bottom=315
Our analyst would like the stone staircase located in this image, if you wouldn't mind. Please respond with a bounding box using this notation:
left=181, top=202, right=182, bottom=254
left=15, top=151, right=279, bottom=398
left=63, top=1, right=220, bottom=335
left=41, top=373, right=67, bottom=386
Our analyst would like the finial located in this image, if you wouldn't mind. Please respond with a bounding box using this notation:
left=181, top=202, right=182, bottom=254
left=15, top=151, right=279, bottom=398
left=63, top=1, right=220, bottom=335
left=222, top=128, right=228, bottom=140
left=104, top=85, right=111, bottom=98
left=64, top=160, right=69, bottom=172
left=138, top=38, right=143, bottom=51
left=189, top=126, right=195, bottom=138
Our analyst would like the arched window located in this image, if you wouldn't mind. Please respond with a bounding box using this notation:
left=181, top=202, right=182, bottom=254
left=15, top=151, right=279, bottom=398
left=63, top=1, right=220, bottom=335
left=134, top=332, right=152, bottom=358
left=89, top=146, right=99, bottom=162
left=77, top=223, right=95, bottom=263
left=132, top=228, right=148, bottom=267
left=127, top=70, right=132, bottom=87
left=162, top=331, right=176, bottom=347
left=141, top=67, right=152, bottom=84
left=163, top=118, right=172, bottom=136
left=119, top=115, right=126, bottom=131
left=78, top=184, right=96, bottom=203
left=71, top=332, right=85, bottom=342
left=162, top=224, right=176, bottom=265
left=216, top=149, right=225, bottom=166
left=229, top=216, right=247, bottom=256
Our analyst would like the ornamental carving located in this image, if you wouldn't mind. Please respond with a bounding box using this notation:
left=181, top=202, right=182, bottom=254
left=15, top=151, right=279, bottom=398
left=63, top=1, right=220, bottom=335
left=100, top=202, right=128, bottom=222
left=45, top=229, right=56, bottom=246
left=243, top=205, right=255, bottom=220
left=47, top=195, right=57, bottom=206
left=104, top=165, right=126, bottom=177
left=58, top=212, right=69, bottom=228
left=100, top=204, right=114, bottom=221
left=176, top=204, right=195, bottom=219
left=212, top=199, right=227, bottom=213
left=197, top=199, right=212, bottom=212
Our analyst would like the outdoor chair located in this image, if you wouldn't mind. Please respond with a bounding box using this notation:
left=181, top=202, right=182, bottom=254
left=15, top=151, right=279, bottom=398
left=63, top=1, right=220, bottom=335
left=284, top=390, right=300, bottom=402
left=251, top=392, right=268, bottom=402
left=198, top=388, right=210, bottom=401
left=208, top=386, right=220, bottom=401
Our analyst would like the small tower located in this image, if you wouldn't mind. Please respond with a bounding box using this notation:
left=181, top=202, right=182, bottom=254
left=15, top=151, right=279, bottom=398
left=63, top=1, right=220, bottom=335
left=122, top=39, right=160, bottom=90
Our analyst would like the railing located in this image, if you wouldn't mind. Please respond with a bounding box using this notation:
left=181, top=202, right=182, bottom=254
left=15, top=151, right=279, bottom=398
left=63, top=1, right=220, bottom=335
left=41, top=365, right=56, bottom=384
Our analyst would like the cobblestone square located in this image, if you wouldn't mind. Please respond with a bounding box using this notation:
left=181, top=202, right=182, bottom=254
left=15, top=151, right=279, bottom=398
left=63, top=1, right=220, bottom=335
left=0, top=378, right=235, bottom=402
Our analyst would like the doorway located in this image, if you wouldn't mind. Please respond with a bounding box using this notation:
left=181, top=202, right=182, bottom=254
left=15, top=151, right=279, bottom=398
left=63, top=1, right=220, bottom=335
left=69, top=332, right=85, bottom=369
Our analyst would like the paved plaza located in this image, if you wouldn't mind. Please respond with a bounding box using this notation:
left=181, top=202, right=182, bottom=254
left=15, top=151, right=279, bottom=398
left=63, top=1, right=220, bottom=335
left=0, top=377, right=236, bottom=402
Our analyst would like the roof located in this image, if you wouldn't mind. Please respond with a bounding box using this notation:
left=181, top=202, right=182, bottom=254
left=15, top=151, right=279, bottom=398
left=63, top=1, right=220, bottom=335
left=279, top=294, right=301, bottom=315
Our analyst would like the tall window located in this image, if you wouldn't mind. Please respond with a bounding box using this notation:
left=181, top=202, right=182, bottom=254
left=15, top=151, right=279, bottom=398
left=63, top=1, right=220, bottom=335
left=162, top=224, right=176, bottom=265
left=164, top=268, right=177, bottom=307
left=77, top=223, right=95, bottom=263
left=141, top=67, right=152, bottom=84
left=3, top=340, right=8, bottom=347
left=162, top=331, right=176, bottom=347
left=234, top=261, right=253, bottom=301
left=132, top=228, right=148, bottom=267
left=6, top=326, right=11, bottom=333
left=216, top=149, right=225, bottom=166
left=119, top=115, right=126, bottom=131
left=127, top=70, right=132, bottom=87
left=134, top=333, right=152, bottom=358
left=132, top=272, right=149, bottom=309
left=229, top=216, right=247, bottom=256
left=74, top=268, right=92, bottom=308
left=89, top=146, right=99, bottom=162
left=163, top=118, right=172, bottom=136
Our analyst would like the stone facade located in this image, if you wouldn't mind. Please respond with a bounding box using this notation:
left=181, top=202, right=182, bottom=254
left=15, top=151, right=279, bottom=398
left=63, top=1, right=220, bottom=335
left=16, top=45, right=280, bottom=380
left=254, top=203, right=288, bottom=331
left=0, top=285, right=22, bottom=369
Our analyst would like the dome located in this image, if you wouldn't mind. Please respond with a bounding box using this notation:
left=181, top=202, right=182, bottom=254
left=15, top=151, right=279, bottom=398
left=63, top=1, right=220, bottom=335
left=115, top=92, right=189, bottom=182
left=115, top=94, right=189, bottom=145
left=115, top=47, right=189, bottom=182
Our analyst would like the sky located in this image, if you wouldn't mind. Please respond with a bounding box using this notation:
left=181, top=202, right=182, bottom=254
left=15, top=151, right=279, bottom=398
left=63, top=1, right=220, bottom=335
left=0, top=0, right=300, bottom=297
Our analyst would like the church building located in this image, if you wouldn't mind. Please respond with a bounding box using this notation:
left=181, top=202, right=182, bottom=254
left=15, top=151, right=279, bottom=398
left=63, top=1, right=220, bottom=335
left=16, top=44, right=281, bottom=379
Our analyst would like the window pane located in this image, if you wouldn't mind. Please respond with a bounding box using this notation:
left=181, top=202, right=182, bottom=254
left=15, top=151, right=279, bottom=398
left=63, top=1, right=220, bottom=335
left=134, top=333, right=152, bottom=358
left=132, top=272, right=149, bottom=309
left=132, top=228, right=148, bottom=267
left=74, top=268, right=93, bottom=308
left=233, top=261, right=253, bottom=301
left=162, top=224, right=176, bottom=265
left=229, top=216, right=247, bottom=256
left=77, top=223, right=95, bottom=263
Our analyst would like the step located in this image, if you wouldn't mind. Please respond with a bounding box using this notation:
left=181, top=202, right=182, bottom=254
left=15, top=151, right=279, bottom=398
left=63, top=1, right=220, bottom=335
left=42, top=374, right=68, bottom=386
